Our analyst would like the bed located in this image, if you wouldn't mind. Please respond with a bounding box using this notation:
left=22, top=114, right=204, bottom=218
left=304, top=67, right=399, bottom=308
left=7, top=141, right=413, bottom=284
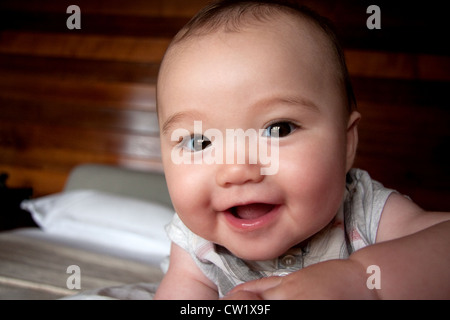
left=0, top=164, right=174, bottom=300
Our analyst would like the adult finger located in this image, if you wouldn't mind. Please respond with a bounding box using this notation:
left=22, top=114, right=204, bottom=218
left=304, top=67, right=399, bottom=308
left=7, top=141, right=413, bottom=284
left=227, top=276, right=283, bottom=297
left=221, top=289, right=263, bottom=300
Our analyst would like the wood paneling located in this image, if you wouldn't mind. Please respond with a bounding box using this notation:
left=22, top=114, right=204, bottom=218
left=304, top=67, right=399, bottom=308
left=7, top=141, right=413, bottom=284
left=0, top=0, right=175, bottom=196
left=0, top=0, right=449, bottom=211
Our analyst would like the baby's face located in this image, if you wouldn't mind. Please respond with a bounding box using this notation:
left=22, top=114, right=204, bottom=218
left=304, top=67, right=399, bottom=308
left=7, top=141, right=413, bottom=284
left=158, top=17, right=358, bottom=260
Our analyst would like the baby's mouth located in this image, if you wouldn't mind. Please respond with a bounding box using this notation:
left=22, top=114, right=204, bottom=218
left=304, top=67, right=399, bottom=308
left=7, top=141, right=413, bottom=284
left=230, top=203, right=276, bottom=220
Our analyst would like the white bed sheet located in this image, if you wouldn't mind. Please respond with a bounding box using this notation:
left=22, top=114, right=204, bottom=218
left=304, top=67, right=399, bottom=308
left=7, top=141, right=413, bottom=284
left=0, top=229, right=165, bottom=299
left=9, top=227, right=168, bottom=267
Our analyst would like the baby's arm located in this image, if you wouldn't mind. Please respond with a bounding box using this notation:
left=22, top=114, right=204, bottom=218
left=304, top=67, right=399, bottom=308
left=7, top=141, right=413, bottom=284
left=154, top=242, right=219, bottom=299
left=226, top=194, right=450, bottom=299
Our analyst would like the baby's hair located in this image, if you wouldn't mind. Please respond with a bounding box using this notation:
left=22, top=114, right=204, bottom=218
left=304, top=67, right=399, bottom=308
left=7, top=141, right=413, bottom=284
left=164, top=0, right=357, bottom=114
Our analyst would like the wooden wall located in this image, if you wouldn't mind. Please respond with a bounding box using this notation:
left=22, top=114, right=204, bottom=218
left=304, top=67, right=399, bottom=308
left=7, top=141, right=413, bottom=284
left=0, top=0, right=449, bottom=211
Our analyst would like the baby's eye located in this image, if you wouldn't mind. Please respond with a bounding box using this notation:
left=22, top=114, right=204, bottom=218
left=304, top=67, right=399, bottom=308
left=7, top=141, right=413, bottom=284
left=180, top=134, right=212, bottom=152
left=262, top=121, right=297, bottom=138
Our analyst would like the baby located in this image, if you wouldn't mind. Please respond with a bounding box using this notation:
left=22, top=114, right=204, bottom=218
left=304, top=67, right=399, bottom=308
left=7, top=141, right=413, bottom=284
left=154, top=0, right=450, bottom=299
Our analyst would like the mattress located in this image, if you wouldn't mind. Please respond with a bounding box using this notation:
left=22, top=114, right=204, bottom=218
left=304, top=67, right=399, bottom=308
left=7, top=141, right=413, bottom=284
left=0, top=229, right=164, bottom=300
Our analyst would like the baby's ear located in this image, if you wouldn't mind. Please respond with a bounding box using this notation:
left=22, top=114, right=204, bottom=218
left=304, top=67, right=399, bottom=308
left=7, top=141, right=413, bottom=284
left=345, top=111, right=361, bottom=171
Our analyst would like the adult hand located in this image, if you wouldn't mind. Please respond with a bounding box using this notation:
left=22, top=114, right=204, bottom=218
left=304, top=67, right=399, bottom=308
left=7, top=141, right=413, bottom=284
left=223, top=259, right=374, bottom=300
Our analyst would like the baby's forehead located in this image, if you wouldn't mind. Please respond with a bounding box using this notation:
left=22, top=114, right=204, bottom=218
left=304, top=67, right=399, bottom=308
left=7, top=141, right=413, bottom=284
left=157, top=6, right=352, bottom=119
left=164, top=9, right=336, bottom=75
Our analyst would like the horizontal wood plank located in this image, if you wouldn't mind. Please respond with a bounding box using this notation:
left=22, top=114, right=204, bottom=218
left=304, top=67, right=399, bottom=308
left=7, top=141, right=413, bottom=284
left=0, top=99, right=159, bottom=135
left=0, top=31, right=170, bottom=63
left=0, top=73, right=156, bottom=111
left=346, top=51, right=450, bottom=81
left=0, top=120, right=161, bottom=158
left=0, top=53, right=160, bottom=84
left=0, top=146, right=163, bottom=170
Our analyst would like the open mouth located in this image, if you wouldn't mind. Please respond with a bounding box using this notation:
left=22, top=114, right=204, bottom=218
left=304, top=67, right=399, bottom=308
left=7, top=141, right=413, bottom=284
left=224, top=202, right=281, bottom=231
left=230, top=203, right=276, bottom=220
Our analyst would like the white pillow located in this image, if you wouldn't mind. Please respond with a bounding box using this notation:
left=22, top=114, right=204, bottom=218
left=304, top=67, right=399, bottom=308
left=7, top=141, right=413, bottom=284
left=20, top=190, right=174, bottom=259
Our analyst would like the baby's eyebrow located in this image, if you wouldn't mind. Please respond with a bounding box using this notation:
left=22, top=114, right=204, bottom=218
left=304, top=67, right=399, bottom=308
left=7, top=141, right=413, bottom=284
left=253, top=95, right=320, bottom=113
left=161, top=110, right=203, bottom=135
left=161, top=96, right=319, bottom=135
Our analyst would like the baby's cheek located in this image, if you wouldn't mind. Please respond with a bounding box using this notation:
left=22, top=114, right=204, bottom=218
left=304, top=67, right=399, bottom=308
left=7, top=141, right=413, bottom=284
left=168, top=169, right=212, bottom=226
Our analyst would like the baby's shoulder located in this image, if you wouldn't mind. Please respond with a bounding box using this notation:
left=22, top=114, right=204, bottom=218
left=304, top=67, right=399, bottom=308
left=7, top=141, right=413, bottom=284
left=343, top=168, right=397, bottom=249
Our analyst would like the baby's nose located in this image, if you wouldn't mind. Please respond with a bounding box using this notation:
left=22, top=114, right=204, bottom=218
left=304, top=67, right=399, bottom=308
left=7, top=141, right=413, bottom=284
left=215, top=162, right=264, bottom=187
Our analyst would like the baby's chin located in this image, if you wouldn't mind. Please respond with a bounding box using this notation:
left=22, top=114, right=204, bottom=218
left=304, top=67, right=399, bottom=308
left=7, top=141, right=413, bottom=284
left=222, top=243, right=294, bottom=262
left=220, top=233, right=312, bottom=262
